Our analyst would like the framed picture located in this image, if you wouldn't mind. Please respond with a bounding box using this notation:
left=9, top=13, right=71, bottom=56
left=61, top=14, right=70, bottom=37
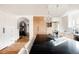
left=47, top=22, right=52, bottom=27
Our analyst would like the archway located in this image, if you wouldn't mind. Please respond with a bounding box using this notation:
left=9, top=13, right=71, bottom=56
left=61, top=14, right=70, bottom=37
left=17, top=17, right=29, bottom=38
left=19, top=21, right=27, bottom=36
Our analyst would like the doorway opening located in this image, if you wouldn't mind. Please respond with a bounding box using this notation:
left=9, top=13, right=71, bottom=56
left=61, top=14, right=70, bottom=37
left=18, top=17, right=29, bottom=39
left=19, top=21, right=27, bottom=36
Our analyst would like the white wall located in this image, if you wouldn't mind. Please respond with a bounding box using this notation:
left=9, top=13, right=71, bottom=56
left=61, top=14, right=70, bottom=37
left=59, top=16, right=69, bottom=32
left=61, top=10, right=79, bottom=33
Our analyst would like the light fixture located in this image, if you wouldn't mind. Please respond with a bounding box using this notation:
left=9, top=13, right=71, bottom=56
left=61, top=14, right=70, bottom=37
left=47, top=4, right=60, bottom=23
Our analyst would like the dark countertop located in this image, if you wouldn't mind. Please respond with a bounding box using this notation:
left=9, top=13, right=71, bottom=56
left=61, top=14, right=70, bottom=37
left=30, top=36, right=79, bottom=54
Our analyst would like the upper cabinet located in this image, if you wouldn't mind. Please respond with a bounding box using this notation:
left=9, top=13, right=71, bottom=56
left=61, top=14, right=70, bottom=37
left=46, top=17, right=60, bottom=34
left=61, top=16, right=68, bottom=32
left=33, top=16, right=46, bottom=35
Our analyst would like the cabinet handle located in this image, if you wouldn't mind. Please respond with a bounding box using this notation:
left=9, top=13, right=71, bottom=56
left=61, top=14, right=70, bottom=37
left=3, top=27, right=5, bottom=33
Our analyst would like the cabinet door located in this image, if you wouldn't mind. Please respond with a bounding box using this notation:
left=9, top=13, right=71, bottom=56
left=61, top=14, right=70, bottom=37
left=33, top=16, right=46, bottom=35
left=0, top=25, right=3, bottom=40
left=62, top=16, right=68, bottom=32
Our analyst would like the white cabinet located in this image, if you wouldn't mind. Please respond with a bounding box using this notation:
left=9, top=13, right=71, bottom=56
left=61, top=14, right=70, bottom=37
left=0, top=25, right=3, bottom=40
left=18, top=47, right=29, bottom=54
left=0, top=25, right=19, bottom=50
left=0, top=16, right=19, bottom=50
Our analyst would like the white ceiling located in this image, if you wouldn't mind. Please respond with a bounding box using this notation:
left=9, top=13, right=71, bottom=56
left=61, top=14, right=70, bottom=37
left=0, top=4, right=48, bottom=16
left=48, top=4, right=79, bottom=16
left=0, top=4, right=79, bottom=16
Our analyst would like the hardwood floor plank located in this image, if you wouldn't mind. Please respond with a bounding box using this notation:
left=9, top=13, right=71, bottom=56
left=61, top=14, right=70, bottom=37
left=0, top=36, right=29, bottom=54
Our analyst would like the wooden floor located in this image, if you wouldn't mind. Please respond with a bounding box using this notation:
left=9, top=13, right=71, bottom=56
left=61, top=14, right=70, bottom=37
left=0, top=36, right=28, bottom=54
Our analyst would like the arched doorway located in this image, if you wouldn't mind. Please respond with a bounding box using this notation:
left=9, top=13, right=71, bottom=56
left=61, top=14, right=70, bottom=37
left=19, top=21, right=27, bottom=36
left=17, top=17, right=29, bottom=38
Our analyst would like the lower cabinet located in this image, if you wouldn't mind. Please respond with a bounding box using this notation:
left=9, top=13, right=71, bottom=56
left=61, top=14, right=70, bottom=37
left=18, top=47, right=29, bottom=54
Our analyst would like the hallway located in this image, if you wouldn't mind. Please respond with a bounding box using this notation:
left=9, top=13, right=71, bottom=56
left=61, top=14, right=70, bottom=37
left=0, top=36, right=28, bottom=54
